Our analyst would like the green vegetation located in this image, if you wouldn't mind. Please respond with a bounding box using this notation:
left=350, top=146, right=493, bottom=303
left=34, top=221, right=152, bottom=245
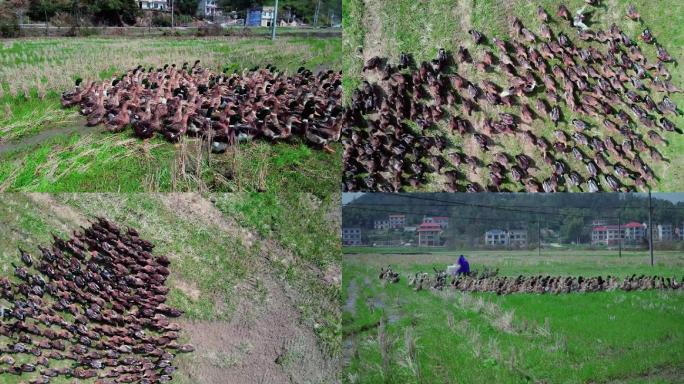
left=343, top=0, right=684, bottom=191
left=0, top=36, right=342, bottom=192
left=343, top=251, right=684, bottom=383
left=214, top=190, right=342, bottom=356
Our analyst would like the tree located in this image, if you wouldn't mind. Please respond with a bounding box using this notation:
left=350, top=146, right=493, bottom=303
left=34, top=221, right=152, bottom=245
left=559, top=216, right=585, bottom=244
left=89, top=0, right=140, bottom=25
left=218, top=0, right=257, bottom=13
left=176, top=0, right=199, bottom=16
left=27, top=0, right=66, bottom=21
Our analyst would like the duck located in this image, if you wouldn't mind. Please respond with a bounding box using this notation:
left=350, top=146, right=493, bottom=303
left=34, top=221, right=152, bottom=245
left=626, top=5, right=640, bottom=21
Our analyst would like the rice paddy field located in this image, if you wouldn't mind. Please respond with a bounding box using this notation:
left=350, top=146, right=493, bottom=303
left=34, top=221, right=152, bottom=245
left=342, top=0, right=684, bottom=191
left=0, top=192, right=342, bottom=383
left=343, top=249, right=684, bottom=383
left=0, top=36, right=341, bottom=193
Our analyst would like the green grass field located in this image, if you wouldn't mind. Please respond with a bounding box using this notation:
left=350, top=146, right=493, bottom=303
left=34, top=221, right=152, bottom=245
left=342, top=0, right=684, bottom=191
left=0, top=36, right=341, bottom=193
left=0, top=192, right=341, bottom=383
left=343, top=250, right=684, bottom=383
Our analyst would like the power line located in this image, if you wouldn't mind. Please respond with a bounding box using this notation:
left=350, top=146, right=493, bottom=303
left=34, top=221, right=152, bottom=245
left=391, top=193, right=684, bottom=212
left=347, top=201, right=618, bottom=221
left=344, top=205, right=564, bottom=226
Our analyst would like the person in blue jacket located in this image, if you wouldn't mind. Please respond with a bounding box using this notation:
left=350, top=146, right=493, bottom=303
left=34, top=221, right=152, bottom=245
left=456, top=255, right=470, bottom=275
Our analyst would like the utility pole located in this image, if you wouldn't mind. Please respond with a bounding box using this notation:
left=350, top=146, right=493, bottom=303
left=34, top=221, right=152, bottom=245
left=43, top=2, right=48, bottom=36
left=171, top=0, right=174, bottom=29
left=271, top=0, right=279, bottom=40
left=314, top=0, right=321, bottom=26
left=618, top=214, right=622, bottom=258
left=648, top=190, right=654, bottom=266
left=537, top=220, right=541, bottom=257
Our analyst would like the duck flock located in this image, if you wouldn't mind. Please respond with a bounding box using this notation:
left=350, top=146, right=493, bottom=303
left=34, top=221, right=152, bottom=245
left=343, top=2, right=682, bottom=192
left=391, top=267, right=684, bottom=294
left=0, top=218, right=192, bottom=383
left=61, top=62, right=343, bottom=153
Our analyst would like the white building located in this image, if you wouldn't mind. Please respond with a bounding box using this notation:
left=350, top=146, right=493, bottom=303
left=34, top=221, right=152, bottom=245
left=485, top=229, right=508, bottom=246
left=508, top=229, right=528, bottom=247
left=197, top=0, right=219, bottom=17
left=261, top=6, right=275, bottom=27
left=342, top=228, right=362, bottom=246
left=623, top=222, right=646, bottom=242
left=388, top=214, right=406, bottom=229
left=592, top=222, right=645, bottom=245
left=656, top=224, right=673, bottom=241
left=485, top=229, right=527, bottom=246
left=374, top=220, right=390, bottom=230
left=139, top=0, right=168, bottom=11
left=423, top=216, right=449, bottom=229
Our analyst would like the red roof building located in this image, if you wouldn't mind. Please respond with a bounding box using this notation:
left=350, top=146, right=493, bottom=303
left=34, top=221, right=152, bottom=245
left=417, top=222, right=442, bottom=247
left=592, top=221, right=645, bottom=245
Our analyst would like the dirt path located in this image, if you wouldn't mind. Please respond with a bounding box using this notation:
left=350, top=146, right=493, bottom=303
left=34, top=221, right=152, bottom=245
left=26, top=193, right=90, bottom=231
left=179, top=272, right=334, bottom=384
left=158, top=193, right=338, bottom=384
left=159, top=193, right=256, bottom=248
left=362, top=0, right=388, bottom=61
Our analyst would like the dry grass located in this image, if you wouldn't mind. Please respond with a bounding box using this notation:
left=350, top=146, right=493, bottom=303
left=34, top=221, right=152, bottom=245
left=0, top=37, right=317, bottom=94
left=377, top=317, right=395, bottom=381
left=0, top=106, right=76, bottom=143
left=399, top=328, right=422, bottom=381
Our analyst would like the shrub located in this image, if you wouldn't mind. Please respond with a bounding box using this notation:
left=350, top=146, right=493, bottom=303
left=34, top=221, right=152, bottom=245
left=152, top=15, right=171, bottom=27
left=0, top=14, right=20, bottom=38
left=196, top=24, right=223, bottom=37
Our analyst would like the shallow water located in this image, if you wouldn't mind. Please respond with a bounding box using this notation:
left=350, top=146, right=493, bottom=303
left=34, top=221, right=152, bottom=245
left=0, top=118, right=100, bottom=156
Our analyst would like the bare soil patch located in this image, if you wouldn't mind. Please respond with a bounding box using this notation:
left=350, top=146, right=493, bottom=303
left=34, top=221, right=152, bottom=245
left=27, top=193, right=89, bottom=229
left=159, top=193, right=256, bottom=248
left=362, top=0, right=388, bottom=61
left=180, top=271, right=335, bottom=384
left=174, top=278, right=202, bottom=301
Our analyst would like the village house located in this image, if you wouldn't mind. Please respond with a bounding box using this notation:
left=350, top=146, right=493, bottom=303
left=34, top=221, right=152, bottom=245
left=197, top=0, right=219, bottom=17
left=622, top=222, right=646, bottom=242
left=139, top=0, right=168, bottom=11
left=342, top=228, right=362, bottom=246
left=374, top=219, right=389, bottom=230
left=388, top=214, right=406, bottom=229
left=485, top=229, right=527, bottom=247
left=592, top=221, right=645, bottom=245
left=485, top=229, right=508, bottom=246
left=657, top=224, right=673, bottom=241
left=260, top=6, right=275, bottom=26
left=423, top=216, right=449, bottom=229
left=508, top=229, right=528, bottom=247
left=417, top=222, right=442, bottom=247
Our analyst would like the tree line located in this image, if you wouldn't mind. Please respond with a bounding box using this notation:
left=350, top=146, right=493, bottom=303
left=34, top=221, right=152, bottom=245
left=0, top=0, right=340, bottom=29
left=342, top=194, right=684, bottom=245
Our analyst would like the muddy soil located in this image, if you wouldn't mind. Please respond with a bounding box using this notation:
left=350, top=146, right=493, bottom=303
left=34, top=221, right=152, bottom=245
left=0, top=117, right=100, bottom=156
